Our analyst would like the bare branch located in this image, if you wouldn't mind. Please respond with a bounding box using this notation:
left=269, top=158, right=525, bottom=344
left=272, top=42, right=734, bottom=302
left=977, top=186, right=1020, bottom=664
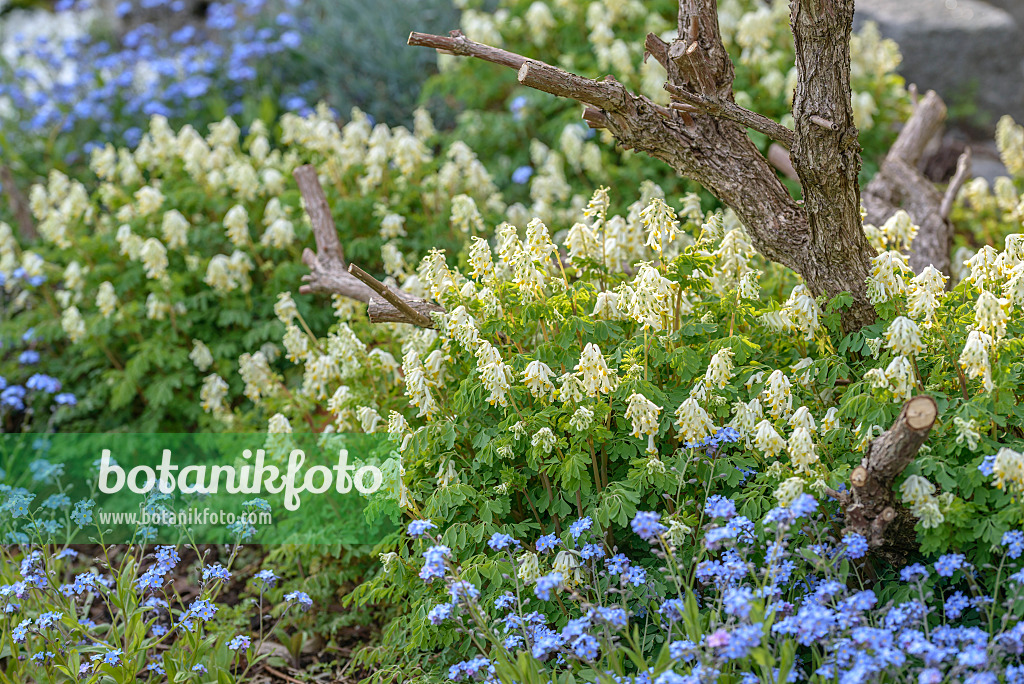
left=940, top=148, right=972, bottom=220
left=863, top=91, right=957, bottom=276
left=664, top=82, right=795, bottom=148
left=409, top=31, right=627, bottom=112
left=292, top=165, right=444, bottom=327
left=767, top=143, right=799, bottom=181
left=347, top=264, right=438, bottom=328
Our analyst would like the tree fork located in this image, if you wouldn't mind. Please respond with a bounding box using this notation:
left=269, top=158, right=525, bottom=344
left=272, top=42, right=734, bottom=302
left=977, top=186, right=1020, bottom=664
left=409, top=0, right=882, bottom=332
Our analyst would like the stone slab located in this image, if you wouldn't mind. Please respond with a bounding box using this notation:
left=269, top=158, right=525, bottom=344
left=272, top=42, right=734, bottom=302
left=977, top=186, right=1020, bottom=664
left=855, top=0, right=1024, bottom=126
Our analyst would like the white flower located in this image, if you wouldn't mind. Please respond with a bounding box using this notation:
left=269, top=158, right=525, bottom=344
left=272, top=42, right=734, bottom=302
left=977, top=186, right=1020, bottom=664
left=356, top=406, right=384, bottom=433
left=900, top=475, right=936, bottom=507
left=993, top=447, right=1024, bottom=491
left=965, top=246, right=1001, bottom=289
left=787, top=427, right=818, bottom=473
left=522, top=360, right=556, bottom=401
left=788, top=406, right=816, bottom=433
left=959, top=330, right=994, bottom=392
left=728, top=398, right=762, bottom=446
left=784, top=285, right=820, bottom=340
left=283, top=324, right=310, bottom=363
left=953, top=417, right=981, bottom=452
left=558, top=373, right=586, bottom=404
left=704, top=348, right=735, bottom=390
left=531, top=427, right=557, bottom=454
left=975, top=290, right=1009, bottom=340
left=884, top=355, right=916, bottom=401
left=238, top=351, right=275, bottom=403
left=468, top=237, right=495, bottom=281
left=753, top=420, right=785, bottom=458
left=261, top=218, right=295, bottom=249
left=674, top=397, right=715, bottom=445
left=884, top=316, right=924, bottom=356
left=774, top=477, right=804, bottom=508
left=268, top=413, right=292, bottom=434
left=477, top=340, right=513, bottom=407
left=61, top=306, right=86, bottom=343
left=190, top=340, right=214, bottom=371
left=762, top=370, right=792, bottom=419
left=274, top=292, right=299, bottom=325
left=96, top=281, right=118, bottom=318
left=569, top=406, right=595, bottom=432
left=821, top=407, right=840, bottom=433
left=161, top=210, right=190, bottom=249
left=621, top=263, right=676, bottom=331
left=575, top=343, right=616, bottom=397
left=134, top=186, right=164, bottom=216
left=140, top=238, right=168, bottom=280
left=626, top=393, right=662, bottom=453
left=224, top=205, right=251, bottom=247
left=640, top=198, right=680, bottom=255
left=200, top=374, right=230, bottom=415
left=866, top=250, right=912, bottom=304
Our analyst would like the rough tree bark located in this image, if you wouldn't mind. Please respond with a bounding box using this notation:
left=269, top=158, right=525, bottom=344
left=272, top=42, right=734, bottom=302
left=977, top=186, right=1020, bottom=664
left=829, top=395, right=938, bottom=562
left=862, top=91, right=971, bottom=277
left=410, top=0, right=885, bottom=332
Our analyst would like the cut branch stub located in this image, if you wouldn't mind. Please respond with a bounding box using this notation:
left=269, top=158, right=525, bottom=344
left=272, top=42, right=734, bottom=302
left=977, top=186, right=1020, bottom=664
left=842, top=395, right=938, bottom=557
left=291, top=165, right=445, bottom=328
left=862, top=91, right=961, bottom=277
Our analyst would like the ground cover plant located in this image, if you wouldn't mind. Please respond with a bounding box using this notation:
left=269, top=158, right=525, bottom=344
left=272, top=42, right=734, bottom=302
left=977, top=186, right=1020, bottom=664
left=1, top=0, right=1024, bottom=682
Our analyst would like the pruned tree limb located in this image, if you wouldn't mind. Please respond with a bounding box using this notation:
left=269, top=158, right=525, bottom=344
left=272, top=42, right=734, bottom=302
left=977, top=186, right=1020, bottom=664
left=664, top=82, right=795, bottom=148
left=347, top=264, right=440, bottom=328
left=292, top=165, right=443, bottom=328
left=940, top=148, right=972, bottom=221
left=862, top=91, right=962, bottom=276
left=838, top=395, right=938, bottom=559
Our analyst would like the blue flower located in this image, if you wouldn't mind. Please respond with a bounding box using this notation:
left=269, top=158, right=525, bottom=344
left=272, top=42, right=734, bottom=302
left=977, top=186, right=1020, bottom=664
left=900, top=563, right=928, bottom=582
left=284, top=591, right=313, bottom=610
left=704, top=495, right=736, bottom=520
left=71, top=500, right=95, bottom=526
left=254, top=569, right=277, bottom=588
left=26, top=374, right=61, bottom=393
left=534, top=572, right=563, bottom=600
left=188, top=599, right=217, bottom=621
left=448, top=580, right=479, bottom=603
left=92, top=648, right=122, bottom=666
left=202, top=564, right=231, bottom=583
left=427, top=601, right=454, bottom=625
left=569, top=516, right=592, bottom=540
left=580, top=543, right=605, bottom=560
left=934, top=553, right=966, bottom=578
left=1003, top=530, right=1024, bottom=559
left=842, top=533, right=868, bottom=560
left=227, top=635, right=251, bottom=651
left=494, top=593, right=516, bottom=611
left=488, top=532, right=519, bottom=550
left=944, top=591, right=971, bottom=619
left=17, top=351, right=39, bottom=365
left=419, top=545, right=450, bottom=582
left=408, top=519, right=437, bottom=537
left=572, top=634, right=599, bottom=660
left=631, top=511, right=666, bottom=541
left=511, top=165, right=533, bottom=184
left=535, top=533, right=560, bottom=553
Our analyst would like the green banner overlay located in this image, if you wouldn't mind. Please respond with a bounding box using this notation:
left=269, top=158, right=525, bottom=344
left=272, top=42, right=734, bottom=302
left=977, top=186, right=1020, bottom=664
left=0, top=433, right=398, bottom=545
